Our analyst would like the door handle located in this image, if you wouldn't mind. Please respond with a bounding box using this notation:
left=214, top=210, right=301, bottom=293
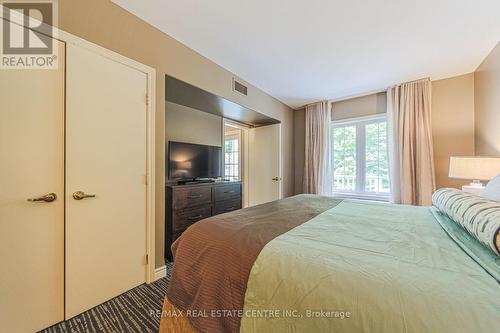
left=72, top=191, right=96, bottom=200
left=272, top=177, right=282, bottom=181
left=27, top=192, right=57, bottom=203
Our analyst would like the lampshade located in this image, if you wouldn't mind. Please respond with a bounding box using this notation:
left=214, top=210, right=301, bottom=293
left=449, top=156, right=500, bottom=180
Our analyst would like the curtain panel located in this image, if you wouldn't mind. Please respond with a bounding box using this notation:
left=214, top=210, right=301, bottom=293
left=303, top=101, right=332, bottom=195
left=387, top=79, right=436, bottom=205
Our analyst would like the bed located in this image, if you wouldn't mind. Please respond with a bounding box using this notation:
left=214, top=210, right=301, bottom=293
left=161, top=193, right=500, bottom=333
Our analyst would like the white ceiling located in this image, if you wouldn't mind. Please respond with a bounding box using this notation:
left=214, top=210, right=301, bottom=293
left=113, top=0, right=500, bottom=109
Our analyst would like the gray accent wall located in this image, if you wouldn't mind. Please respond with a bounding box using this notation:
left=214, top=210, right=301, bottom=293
left=165, top=101, right=223, bottom=148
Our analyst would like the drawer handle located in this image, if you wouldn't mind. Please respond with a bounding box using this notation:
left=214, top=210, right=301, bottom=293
left=188, top=215, right=203, bottom=220
left=187, top=194, right=202, bottom=199
left=223, top=190, right=235, bottom=194
left=224, top=207, right=235, bottom=211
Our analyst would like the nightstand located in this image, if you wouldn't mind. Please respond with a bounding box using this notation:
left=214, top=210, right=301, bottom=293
left=462, top=185, right=484, bottom=195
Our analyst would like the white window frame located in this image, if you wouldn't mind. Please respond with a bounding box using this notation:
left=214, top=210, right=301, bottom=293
left=331, top=114, right=390, bottom=201
left=223, top=129, right=242, bottom=181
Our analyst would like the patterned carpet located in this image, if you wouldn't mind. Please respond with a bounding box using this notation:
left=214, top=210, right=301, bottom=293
left=40, top=263, right=172, bottom=333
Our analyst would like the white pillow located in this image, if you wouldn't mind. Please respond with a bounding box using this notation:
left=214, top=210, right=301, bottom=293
left=481, top=174, right=500, bottom=202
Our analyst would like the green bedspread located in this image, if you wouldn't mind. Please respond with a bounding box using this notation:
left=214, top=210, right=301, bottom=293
left=240, top=200, right=500, bottom=333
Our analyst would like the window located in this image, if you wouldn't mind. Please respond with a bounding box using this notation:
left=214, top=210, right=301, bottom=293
left=224, top=133, right=240, bottom=181
left=332, top=115, right=390, bottom=199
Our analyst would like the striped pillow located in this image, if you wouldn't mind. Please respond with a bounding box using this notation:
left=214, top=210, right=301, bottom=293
left=432, top=188, right=500, bottom=256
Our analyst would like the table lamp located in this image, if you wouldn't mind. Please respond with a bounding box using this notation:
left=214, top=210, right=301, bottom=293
left=449, top=156, right=500, bottom=194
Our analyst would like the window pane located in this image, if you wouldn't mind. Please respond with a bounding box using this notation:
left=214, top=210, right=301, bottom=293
left=332, top=125, right=357, bottom=191
left=365, top=121, right=389, bottom=193
left=224, top=137, right=240, bottom=181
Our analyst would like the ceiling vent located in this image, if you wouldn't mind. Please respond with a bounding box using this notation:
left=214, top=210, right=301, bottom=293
left=233, top=78, right=248, bottom=96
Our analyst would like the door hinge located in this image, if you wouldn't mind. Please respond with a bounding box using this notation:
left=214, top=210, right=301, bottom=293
left=145, top=93, right=149, bottom=106
left=145, top=254, right=149, bottom=265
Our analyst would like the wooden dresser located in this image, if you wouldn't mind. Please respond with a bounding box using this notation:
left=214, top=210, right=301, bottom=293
left=165, top=181, right=242, bottom=261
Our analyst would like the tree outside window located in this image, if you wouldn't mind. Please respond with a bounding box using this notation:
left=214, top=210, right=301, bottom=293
left=332, top=115, right=390, bottom=198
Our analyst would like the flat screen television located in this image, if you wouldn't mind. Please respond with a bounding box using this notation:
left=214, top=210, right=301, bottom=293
left=168, top=141, right=222, bottom=180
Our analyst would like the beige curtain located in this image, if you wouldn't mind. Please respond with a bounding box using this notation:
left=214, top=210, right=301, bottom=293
left=303, top=101, right=332, bottom=195
left=387, top=78, right=436, bottom=205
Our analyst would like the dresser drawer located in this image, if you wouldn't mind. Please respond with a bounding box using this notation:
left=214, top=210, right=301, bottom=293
left=214, top=184, right=241, bottom=201
left=173, top=186, right=212, bottom=209
left=214, top=198, right=242, bottom=215
left=173, top=205, right=212, bottom=232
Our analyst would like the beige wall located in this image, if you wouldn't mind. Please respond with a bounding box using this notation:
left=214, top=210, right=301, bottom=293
left=293, top=109, right=305, bottom=193
left=332, top=92, right=387, bottom=121
left=475, top=42, right=500, bottom=155
left=165, top=102, right=223, bottom=148
left=431, top=73, right=475, bottom=189
left=58, top=1, right=294, bottom=268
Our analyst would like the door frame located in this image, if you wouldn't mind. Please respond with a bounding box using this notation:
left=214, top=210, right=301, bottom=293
left=1, top=7, right=157, bottom=283
left=223, top=119, right=251, bottom=207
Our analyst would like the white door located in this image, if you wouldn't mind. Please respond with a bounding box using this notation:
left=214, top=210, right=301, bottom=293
left=65, top=43, right=148, bottom=318
left=247, top=124, right=282, bottom=206
left=0, top=41, right=65, bottom=332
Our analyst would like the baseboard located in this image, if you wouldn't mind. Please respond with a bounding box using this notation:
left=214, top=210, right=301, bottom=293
left=154, top=265, right=166, bottom=281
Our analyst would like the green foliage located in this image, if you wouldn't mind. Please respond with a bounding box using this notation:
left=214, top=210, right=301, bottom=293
left=365, top=122, right=389, bottom=190
left=332, top=120, right=390, bottom=193
left=332, top=126, right=356, bottom=176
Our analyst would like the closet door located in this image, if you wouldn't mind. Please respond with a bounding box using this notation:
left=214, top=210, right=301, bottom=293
left=65, top=43, right=148, bottom=318
left=0, top=41, right=65, bottom=332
